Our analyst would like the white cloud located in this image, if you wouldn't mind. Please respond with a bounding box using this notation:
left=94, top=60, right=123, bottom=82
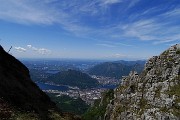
left=101, top=0, right=122, bottom=5
left=0, top=0, right=136, bottom=32
left=113, top=53, right=128, bottom=58
left=27, top=45, right=32, bottom=48
left=96, top=44, right=116, bottom=47
left=0, top=0, right=142, bottom=42
left=162, top=8, right=180, bottom=17
left=0, top=0, right=179, bottom=46
left=32, top=47, right=38, bottom=51
left=105, top=53, right=132, bottom=59
left=115, top=42, right=133, bottom=47
left=96, top=40, right=134, bottom=47
left=105, top=53, right=148, bottom=60
left=38, top=48, right=51, bottom=55
left=127, top=0, right=140, bottom=8
left=0, top=0, right=59, bottom=25
left=120, top=19, right=180, bottom=44
left=90, top=6, right=180, bottom=45
left=27, top=45, right=51, bottom=55
left=14, top=47, right=26, bottom=52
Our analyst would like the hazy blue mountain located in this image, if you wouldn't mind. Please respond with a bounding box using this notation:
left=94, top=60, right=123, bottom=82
left=88, top=60, right=145, bottom=79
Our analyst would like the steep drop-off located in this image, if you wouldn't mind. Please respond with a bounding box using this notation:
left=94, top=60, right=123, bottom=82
left=104, top=44, right=180, bottom=120
left=0, top=46, right=79, bottom=120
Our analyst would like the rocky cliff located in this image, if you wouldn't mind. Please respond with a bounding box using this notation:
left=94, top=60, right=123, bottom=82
left=0, top=45, right=80, bottom=120
left=104, top=44, right=180, bottom=120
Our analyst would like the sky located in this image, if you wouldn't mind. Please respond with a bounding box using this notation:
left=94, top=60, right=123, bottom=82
left=0, top=0, right=180, bottom=60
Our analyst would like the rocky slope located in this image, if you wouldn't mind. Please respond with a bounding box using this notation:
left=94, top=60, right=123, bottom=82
left=0, top=45, right=80, bottom=120
left=104, top=44, right=180, bottom=120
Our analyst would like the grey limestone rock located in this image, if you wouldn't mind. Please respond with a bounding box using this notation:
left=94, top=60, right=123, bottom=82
left=104, top=44, right=180, bottom=120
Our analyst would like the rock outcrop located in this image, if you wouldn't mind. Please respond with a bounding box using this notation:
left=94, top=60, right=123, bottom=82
left=104, top=44, right=180, bottom=120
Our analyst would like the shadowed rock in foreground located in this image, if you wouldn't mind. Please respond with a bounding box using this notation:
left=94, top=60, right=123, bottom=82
left=0, top=45, right=80, bottom=120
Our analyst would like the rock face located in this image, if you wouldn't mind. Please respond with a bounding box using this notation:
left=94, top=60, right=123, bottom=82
left=104, top=44, right=180, bottom=120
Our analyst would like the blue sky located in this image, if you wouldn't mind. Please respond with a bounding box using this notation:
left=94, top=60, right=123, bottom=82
left=0, top=0, right=180, bottom=60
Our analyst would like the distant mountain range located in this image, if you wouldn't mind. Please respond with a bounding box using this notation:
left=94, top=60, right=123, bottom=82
left=88, top=60, right=145, bottom=79
left=46, top=69, right=99, bottom=89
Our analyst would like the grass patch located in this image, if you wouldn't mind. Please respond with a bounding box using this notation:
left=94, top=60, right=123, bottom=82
left=162, top=50, right=169, bottom=56
left=13, top=112, right=39, bottom=120
left=176, top=49, right=180, bottom=54
left=82, top=89, right=114, bottom=120
left=138, top=98, right=148, bottom=115
left=115, top=105, right=126, bottom=113
left=166, top=83, right=180, bottom=97
left=116, top=85, right=128, bottom=92
left=154, top=86, right=162, bottom=98
left=165, top=78, right=180, bottom=117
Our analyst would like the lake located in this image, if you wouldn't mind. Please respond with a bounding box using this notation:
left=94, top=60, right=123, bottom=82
left=46, top=70, right=60, bottom=74
left=36, top=82, right=69, bottom=91
left=36, top=83, right=117, bottom=91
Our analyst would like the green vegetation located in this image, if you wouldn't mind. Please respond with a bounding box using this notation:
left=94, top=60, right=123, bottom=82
left=114, top=105, right=125, bottom=114
left=82, top=89, right=114, bottom=120
left=29, top=69, right=46, bottom=82
left=49, top=112, right=63, bottom=120
left=167, top=57, right=174, bottom=62
left=13, top=112, right=39, bottom=120
left=159, top=107, right=169, bottom=113
left=176, top=49, right=180, bottom=54
left=162, top=50, right=169, bottom=56
left=165, top=77, right=180, bottom=117
left=116, top=85, right=128, bottom=92
left=46, top=69, right=99, bottom=89
left=47, top=93, right=89, bottom=115
left=138, top=98, right=148, bottom=115
left=154, top=86, right=162, bottom=98
left=166, top=80, right=180, bottom=97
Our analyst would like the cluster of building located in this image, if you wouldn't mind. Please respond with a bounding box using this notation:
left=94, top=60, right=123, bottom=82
left=91, top=75, right=120, bottom=85
left=44, top=88, right=106, bottom=105
left=43, top=75, right=120, bottom=105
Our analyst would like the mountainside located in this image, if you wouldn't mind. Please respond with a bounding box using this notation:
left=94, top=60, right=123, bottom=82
left=103, top=44, right=180, bottom=119
left=0, top=46, right=79, bottom=120
left=83, top=89, right=114, bottom=120
left=88, top=61, right=145, bottom=79
left=46, top=69, right=99, bottom=89
left=48, top=94, right=89, bottom=115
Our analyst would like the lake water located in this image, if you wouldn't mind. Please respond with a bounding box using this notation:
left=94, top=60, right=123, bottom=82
left=46, top=70, right=60, bottom=74
left=37, top=82, right=69, bottom=91
left=36, top=83, right=117, bottom=91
